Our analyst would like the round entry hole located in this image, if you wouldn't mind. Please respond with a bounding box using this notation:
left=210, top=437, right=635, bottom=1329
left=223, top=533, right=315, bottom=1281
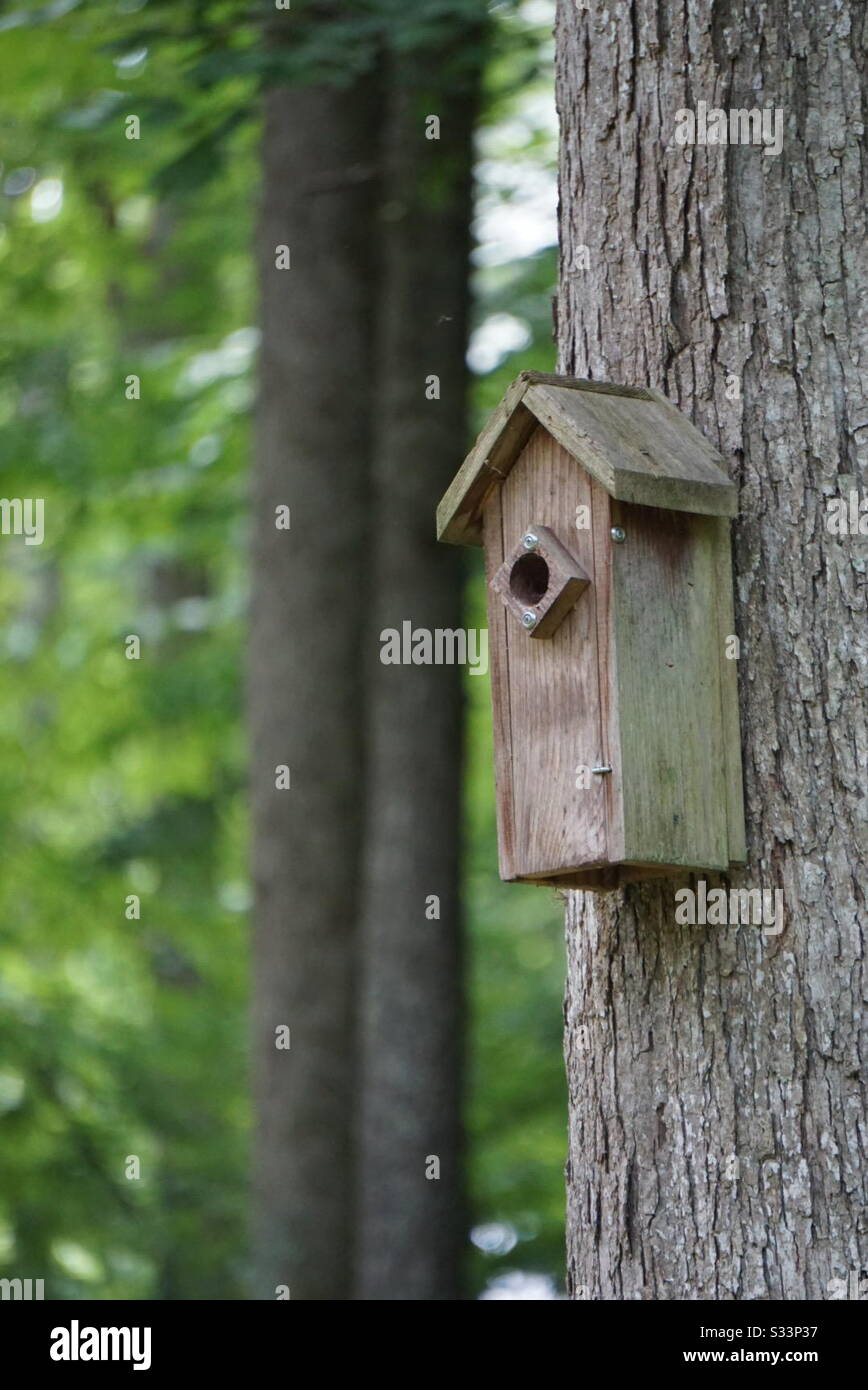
left=510, top=552, right=549, bottom=605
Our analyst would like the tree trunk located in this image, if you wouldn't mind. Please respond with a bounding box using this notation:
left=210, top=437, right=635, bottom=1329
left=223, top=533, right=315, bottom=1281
left=557, top=0, right=867, bottom=1299
left=354, top=31, right=483, bottom=1301
left=250, top=71, right=381, bottom=1301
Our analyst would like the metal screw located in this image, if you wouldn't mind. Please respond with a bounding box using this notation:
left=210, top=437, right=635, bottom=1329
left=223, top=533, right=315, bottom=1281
left=521, top=611, right=537, bottom=629
left=522, top=532, right=539, bottom=550
left=610, top=526, right=626, bottom=543
left=591, top=765, right=612, bottom=775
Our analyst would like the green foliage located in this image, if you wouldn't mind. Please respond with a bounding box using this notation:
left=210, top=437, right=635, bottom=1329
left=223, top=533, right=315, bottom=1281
left=0, top=0, right=562, bottom=1300
left=0, top=0, right=254, bottom=1298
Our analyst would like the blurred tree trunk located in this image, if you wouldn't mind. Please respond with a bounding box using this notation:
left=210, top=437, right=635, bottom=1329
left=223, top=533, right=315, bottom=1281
left=354, top=25, right=485, bottom=1301
left=250, top=69, right=381, bottom=1300
left=557, top=0, right=866, bottom=1298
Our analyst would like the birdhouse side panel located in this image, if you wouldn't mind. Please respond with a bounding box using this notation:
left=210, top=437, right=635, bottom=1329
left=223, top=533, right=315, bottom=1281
left=609, top=501, right=731, bottom=870
left=498, top=428, right=609, bottom=879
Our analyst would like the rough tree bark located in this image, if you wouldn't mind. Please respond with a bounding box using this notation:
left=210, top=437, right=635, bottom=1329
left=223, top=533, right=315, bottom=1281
left=250, top=69, right=381, bottom=1299
left=355, top=27, right=484, bottom=1301
left=557, top=0, right=867, bottom=1298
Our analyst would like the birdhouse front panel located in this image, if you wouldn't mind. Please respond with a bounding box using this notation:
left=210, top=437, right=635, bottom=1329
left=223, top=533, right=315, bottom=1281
left=484, top=426, right=609, bottom=881
left=439, top=372, right=746, bottom=890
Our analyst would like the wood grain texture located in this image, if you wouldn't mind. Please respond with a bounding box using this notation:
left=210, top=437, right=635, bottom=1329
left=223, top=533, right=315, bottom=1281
left=483, top=445, right=743, bottom=885
left=510, top=371, right=653, bottom=399
left=482, top=491, right=517, bottom=880
left=525, top=382, right=738, bottom=516
left=611, top=500, right=731, bottom=870
left=437, top=377, right=536, bottom=547
left=490, top=522, right=590, bottom=639
left=499, top=428, right=608, bottom=877
left=437, top=370, right=737, bottom=546
left=588, top=479, right=621, bottom=862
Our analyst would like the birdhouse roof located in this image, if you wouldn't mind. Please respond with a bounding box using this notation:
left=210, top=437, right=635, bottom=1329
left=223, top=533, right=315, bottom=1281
left=437, top=372, right=738, bottom=546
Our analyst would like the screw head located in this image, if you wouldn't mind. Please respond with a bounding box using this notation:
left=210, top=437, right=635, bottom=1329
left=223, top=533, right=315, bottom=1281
left=610, top=526, right=627, bottom=543
left=522, top=532, right=539, bottom=551
left=521, top=610, right=537, bottom=629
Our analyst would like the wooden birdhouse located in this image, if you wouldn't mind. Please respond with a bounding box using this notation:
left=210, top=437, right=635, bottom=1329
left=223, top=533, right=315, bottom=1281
left=437, top=372, right=746, bottom=889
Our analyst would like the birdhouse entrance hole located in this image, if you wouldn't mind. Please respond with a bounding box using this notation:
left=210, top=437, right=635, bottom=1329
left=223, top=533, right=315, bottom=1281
left=510, top=552, right=549, bottom=605
left=490, top=520, right=590, bottom=640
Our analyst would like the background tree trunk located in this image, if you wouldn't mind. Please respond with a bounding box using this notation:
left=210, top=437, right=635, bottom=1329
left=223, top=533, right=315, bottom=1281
left=355, top=27, right=484, bottom=1301
left=557, top=0, right=867, bottom=1299
left=250, top=71, right=381, bottom=1301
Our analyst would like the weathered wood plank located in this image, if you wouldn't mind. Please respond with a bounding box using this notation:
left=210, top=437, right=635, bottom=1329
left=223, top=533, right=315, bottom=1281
left=524, top=383, right=738, bottom=517
left=482, top=491, right=517, bottom=880
left=437, top=377, right=537, bottom=547
left=436, top=372, right=736, bottom=546
left=490, top=522, right=590, bottom=639
left=588, top=478, right=622, bottom=864
left=511, top=371, right=653, bottom=400
left=611, top=501, right=731, bottom=869
left=499, top=428, right=608, bottom=877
